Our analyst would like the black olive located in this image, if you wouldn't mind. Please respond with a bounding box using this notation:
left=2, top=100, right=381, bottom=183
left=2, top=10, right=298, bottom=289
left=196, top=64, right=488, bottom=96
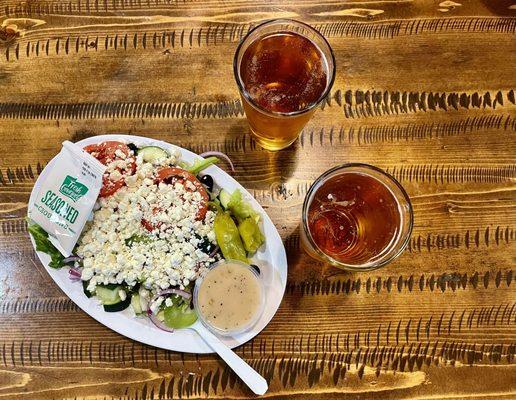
left=199, top=174, right=214, bottom=192
left=250, top=264, right=261, bottom=275
left=131, top=282, right=141, bottom=293
left=197, top=236, right=214, bottom=254
left=127, top=143, right=138, bottom=153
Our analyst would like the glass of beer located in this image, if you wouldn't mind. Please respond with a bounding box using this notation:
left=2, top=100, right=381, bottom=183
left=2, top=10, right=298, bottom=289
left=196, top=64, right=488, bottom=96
left=300, top=164, right=414, bottom=271
left=233, top=19, right=335, bottom=151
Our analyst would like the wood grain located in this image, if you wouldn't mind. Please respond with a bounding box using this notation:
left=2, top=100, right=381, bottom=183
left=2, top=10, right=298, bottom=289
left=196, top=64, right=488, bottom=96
left=1, top=0, right=515, bottom=398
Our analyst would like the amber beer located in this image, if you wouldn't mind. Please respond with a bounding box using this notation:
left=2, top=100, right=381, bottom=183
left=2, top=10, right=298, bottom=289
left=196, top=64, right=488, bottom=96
left=234, top=20, right=335, bottom=151
left=301, top=164, right=414, bottom=271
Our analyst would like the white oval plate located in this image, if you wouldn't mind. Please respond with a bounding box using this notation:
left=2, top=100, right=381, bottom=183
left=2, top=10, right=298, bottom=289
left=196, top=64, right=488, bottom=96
left=28, top=134, right=287, bottom=354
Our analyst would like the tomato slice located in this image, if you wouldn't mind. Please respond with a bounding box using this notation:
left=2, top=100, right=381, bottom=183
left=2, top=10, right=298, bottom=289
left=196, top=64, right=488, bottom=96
left=99, top=177, right=125, bottom=197
left=98, top=141, right=134, bottom=168
left=83, top=143, right=100, bottom=154
left=156, top=167, right=209, bottom=220
left=84, top=141, right=136, bottom=197
left=141, top=207, right=164, bottom=233
left=141, top=218, right=157, bottom=233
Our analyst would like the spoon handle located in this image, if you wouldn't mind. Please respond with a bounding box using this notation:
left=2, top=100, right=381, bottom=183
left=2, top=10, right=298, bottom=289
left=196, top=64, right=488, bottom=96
left=193, top=325, right=268, bottom=395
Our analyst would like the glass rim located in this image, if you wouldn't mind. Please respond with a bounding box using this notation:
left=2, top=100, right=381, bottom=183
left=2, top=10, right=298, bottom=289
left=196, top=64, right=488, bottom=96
left=193, top=259, right=265, bottom=336
left=233, top=18, right=336, bottom=118
left=301, top=163, right=414, bottom=271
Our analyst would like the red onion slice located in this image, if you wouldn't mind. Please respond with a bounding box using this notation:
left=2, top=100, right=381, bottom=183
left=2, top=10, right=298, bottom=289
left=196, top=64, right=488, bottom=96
left=209, top=245, right=220, bottom=258
left=199, top=151, right=235, bottom=172
left=147, top=310, right=175, bottom=333
left=155, top=288, right=191, bottom=301
left=63, top=255, right=83, bottom=264
left=68, top=267, right=82, bottom=278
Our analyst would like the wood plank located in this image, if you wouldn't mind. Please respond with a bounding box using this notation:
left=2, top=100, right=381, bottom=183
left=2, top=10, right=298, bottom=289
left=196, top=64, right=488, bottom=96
left=1, top=0, right=515, bottom=398
left=2, top=31, right=516, bottom=100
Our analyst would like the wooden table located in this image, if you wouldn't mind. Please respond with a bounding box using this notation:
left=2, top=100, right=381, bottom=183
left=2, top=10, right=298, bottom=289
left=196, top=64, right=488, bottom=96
left=1, top=1, right=515, bottom=399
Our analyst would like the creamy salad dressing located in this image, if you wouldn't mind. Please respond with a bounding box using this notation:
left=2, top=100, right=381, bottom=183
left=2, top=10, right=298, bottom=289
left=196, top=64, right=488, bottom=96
left=197, top=262, right=262, bottom=332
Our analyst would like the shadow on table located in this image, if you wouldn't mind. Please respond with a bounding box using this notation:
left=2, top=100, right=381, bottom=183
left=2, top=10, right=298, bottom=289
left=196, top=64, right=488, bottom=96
left=258, top=135, right=300, bottom=183
left=481, top=0, right=514, bottom=15
left=225, top=120, right=300, bottom=182
left=284, top=224, right=359, bottom=284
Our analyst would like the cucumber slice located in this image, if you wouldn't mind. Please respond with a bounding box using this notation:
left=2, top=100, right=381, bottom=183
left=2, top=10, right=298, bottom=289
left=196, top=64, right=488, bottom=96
left=139, top=287, right=150, bottom=313
left=96, top=285, right=123, bottom=305
left=219, top=189, right=232, bottom=209
left=163, top=304, right=197, bottom=329
left=102, top=283, right=120, bottom=290
left=103, top=295, right=131, bottom=312
left=82, top=280, right=93, bottom=298
left=137, top=146, right=169, bottom=163
left=131, top=293, right=143, bottom=314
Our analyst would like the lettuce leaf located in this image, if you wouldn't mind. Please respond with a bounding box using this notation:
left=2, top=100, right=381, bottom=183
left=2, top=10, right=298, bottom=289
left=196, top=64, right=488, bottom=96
left=27, top=222, right=65, bottom=268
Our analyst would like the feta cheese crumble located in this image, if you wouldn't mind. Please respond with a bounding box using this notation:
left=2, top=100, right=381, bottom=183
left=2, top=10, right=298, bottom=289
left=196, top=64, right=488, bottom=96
left=77, top=149, right=216, bottom=294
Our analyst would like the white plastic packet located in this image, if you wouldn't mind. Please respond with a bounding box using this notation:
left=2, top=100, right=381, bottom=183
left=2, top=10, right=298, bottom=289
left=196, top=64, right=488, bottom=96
left=28, top=141, right=106, bottom=256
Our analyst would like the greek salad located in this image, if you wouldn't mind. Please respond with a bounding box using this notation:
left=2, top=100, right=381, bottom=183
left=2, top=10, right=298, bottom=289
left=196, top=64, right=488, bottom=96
left=28, top=140, right=265, bottom=331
